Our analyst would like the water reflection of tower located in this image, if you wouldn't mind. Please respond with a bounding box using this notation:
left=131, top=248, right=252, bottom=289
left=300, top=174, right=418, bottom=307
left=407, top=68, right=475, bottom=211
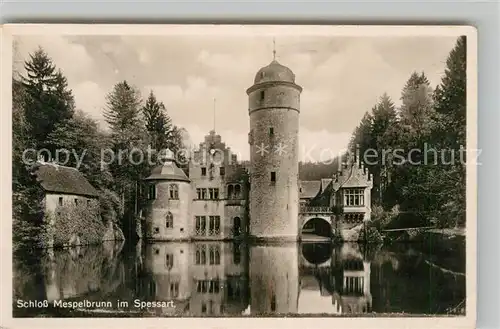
left=331, top=244, right=372, bottom=314
left=249, top=244, right=299, bottom=315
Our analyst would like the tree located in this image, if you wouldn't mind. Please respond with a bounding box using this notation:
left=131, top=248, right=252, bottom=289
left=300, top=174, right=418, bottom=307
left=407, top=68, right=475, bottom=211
left=103, top=81, right=149, bottom=239
left=371, top=94, right=399, bottom=207
left=429, top=36, right=467, bottom=227
left=21, top=47, right=75, bottom=152
left=433, top=36, right=466, bottom=151
left=103, top=80, right=143, bottom=134
left=46, top=110, right=114, bottom=189
left=142, top=90, right=174, bottom=153
left=399, top=71, right=434, bottom=144
left=12, top=76, right=46, bottom=251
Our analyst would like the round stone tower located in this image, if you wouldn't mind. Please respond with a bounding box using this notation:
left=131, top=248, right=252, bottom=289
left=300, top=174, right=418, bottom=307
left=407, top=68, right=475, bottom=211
left=247, top=58, right=302, bottom=241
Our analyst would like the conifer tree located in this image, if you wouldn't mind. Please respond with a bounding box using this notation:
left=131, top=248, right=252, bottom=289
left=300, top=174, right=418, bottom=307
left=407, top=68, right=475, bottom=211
left=142, top=90, right=173, bottom=153
left=21, top=47, right=75, bottom=152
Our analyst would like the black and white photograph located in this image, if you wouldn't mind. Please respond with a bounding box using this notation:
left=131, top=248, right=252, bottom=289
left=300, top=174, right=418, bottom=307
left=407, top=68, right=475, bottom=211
left=3, top=24, right=476, bottom=327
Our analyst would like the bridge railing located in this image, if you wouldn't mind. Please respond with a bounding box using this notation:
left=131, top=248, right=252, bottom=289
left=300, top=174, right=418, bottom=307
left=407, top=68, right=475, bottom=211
left=299, top=206, right=334, bottom=214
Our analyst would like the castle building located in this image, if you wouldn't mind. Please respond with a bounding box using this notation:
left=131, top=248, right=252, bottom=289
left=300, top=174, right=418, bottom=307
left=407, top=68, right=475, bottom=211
left=142, top=51, right=372, bottom=242
left=301, top=156, right=373, bottom=239
left=33, top=159, right=100, bottom=218
left=143, top=150, right=192, bottom=240
left=247, top=56, right=302, bottom=241
left=143, top=131, right=248, bottom=241
left=189, top=131, right=248, bottom=241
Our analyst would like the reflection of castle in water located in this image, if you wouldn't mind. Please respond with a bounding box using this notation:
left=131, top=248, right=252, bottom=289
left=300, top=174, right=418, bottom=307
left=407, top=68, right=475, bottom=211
left=299, top=243, right=372, bottom=315
left=142, top=242, right=372, bottom=316
left=142, top=242, right=249, bottom=316
left=17, top=240, right=373, bottom=316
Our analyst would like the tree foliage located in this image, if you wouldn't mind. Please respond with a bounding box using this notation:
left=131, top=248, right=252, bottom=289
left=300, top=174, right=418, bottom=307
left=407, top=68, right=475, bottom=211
left=347, top=36, right=467, bottom=228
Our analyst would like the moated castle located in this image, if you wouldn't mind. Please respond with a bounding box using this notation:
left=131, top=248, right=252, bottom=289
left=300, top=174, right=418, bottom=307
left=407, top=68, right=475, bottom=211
left=142, top=57, right=373, bottom=242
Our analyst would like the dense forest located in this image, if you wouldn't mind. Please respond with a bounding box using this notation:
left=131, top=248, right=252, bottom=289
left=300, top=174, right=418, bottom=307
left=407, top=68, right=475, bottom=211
left=12, top=36, right=466, bottom=250
left=12, top=46, right=187, bottom=250
left=300, top=36, right=467, bottom=229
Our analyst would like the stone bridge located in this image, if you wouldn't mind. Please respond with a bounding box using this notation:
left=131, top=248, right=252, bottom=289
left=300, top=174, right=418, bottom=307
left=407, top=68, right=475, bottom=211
left=299, top=206, right=336, bottom=240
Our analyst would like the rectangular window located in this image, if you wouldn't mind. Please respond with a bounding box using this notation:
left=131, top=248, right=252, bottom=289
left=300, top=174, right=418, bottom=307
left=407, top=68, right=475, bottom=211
left=74, top=198, right=78, bottom=206
left=233, top=244, right=241, bottom=265
left=201, top=167, right=207, bottom=176
left=201, top=216, right=206, bottom=235
left=269, top=127, right=274, bottom=136
left=208, top=216, right=220, bottom=235
left=169, top=184, right=179, bottom=199
left=195, top=216, right=201, bottom=235
left=215, top=216, right=220, bottom=234
left=170, top=282, right=179, bottom=298
left=165, top=253, right=174, bottom=269
left=207, top=188, right=219, bottom=200
left=343, top=188, right=365, bottom=206
left=209, top=245, right=221, bottom=264
left=196, top=188, right=202, bottom=199
left=220, top=167, right=225, bottom=176
left=149, top=184, right=156, bottom=200
left=270, top=171, right=276, bottom=183
left=260, top=90, right=265, bottom=101
left=58, top=197, right=63, bottom=206
left=195, top=244, right=207, bottom=264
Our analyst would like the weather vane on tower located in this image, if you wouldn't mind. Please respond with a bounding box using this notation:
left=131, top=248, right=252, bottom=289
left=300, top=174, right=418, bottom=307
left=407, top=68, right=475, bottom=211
left=272, top=37, right=276, bottom=60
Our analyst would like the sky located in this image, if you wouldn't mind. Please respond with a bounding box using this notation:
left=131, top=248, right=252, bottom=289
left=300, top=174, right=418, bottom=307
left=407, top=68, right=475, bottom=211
left=13, top=34, right=458, bottom=161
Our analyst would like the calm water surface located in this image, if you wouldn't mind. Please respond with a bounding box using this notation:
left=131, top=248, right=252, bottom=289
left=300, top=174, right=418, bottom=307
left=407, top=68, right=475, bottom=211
left=13, top=241, right=465, bottom=317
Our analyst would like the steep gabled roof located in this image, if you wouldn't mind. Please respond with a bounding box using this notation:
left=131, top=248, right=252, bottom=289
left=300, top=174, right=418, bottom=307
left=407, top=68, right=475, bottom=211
left=33, top=162, right=99, bottom=198
left=300, top=180, right=322, bottom=199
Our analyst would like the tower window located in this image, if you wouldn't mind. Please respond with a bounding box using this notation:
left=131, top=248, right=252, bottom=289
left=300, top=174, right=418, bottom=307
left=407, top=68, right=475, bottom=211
left=169, top=184, right=179, bottom=199
left=148, top=184, right=157, bottom=200
left=220, top=167, right=225, bottom=176
left=201, top=167, right=207, bottom=176
left=166, top=212, right=173, bottom=228
left=270, top=171, right=276, bottom=183
left=269, top=127, right=274, bottom=136
left=260, top=90, right=265, bottom=101
left=58, top=197, right=63, bottom=206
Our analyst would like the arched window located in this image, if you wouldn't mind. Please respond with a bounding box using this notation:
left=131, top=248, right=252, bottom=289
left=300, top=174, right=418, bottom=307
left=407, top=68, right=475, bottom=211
left=233, top=217, right=241, bottom=237
left=234, top=184, right=241, bottom=199
left=233, top=243, right=241, bottom=264
left=166, top=212, right=173, bottom=228
left=169, top=184, right=179, bottom=200
left=227, top=184, right=234, bottom=199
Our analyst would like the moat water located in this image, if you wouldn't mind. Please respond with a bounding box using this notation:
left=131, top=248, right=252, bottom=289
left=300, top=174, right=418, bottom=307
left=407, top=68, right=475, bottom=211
left=13, top=240, right=466, bottom=317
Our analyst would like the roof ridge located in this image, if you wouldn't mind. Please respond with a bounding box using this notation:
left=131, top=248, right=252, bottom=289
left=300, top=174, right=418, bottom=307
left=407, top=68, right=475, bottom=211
left=38, top=162, right=79, bottom=171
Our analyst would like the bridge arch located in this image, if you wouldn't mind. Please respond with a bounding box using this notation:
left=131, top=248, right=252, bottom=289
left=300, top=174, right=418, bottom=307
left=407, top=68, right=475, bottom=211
left=301, top=243, right=332, bottom=266
left=301, top=216, right=332, bottom=239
